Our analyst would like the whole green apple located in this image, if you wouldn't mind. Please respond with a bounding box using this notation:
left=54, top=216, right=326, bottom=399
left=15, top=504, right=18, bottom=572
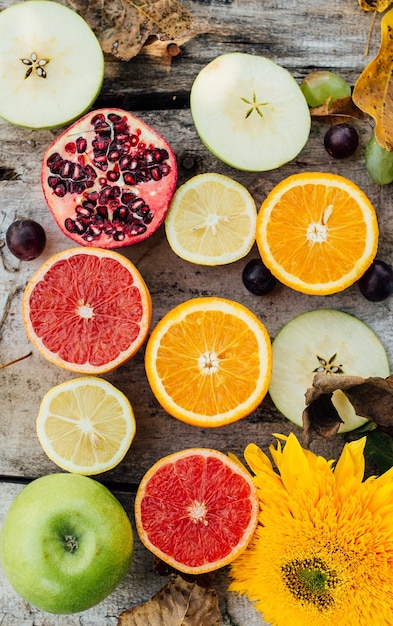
left=0, top=473, right=133, bottom=614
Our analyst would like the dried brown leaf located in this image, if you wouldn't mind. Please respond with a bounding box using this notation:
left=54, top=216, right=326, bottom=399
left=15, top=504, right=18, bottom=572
left=117, top=574, right=221, bottom=626
left=353, top=8, right=393, bottom=149
left=67, top=0, right=196, bottom=61
left=309, top=96, right=363, bottom=124
left=302, top=373, right=393, bottom=447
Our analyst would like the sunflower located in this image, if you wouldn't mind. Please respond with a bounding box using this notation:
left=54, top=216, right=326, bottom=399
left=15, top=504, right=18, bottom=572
left=229, top=433, right=393, bottom=626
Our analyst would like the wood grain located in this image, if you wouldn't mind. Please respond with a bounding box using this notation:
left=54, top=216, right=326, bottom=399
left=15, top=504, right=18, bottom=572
left=0, top=0, right=392, bottom=624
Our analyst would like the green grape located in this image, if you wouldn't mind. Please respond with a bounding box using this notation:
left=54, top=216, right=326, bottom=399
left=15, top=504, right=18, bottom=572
left=365, top=135, right=393, bottom=185
left=300, top=70, right=351, bottom=107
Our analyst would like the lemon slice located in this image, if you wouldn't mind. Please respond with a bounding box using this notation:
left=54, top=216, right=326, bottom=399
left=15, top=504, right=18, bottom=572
left=36, top=377, right=136, bottom=475
left=165, top=173, right=257, bottom=265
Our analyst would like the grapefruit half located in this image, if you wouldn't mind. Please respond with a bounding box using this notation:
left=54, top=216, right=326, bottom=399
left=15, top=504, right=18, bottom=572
left=135, top=448, right=259, bottom=574
left=22, top=247, right=152, bottom=374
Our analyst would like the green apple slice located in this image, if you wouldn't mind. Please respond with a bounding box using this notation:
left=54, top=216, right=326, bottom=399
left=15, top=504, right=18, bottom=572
left=0, top=0, right=104, bottom=129
left=190, top=53, right=311, bottom=171
left=269, top=309, right=390, bottom=432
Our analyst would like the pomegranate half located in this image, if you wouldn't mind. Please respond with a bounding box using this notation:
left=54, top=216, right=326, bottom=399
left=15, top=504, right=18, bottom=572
left=41, top=109, right=178, bottom=248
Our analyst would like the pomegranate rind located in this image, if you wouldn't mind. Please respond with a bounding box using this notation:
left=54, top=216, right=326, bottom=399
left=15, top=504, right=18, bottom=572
left=41, top=108, right=178, bottom=249
left=134, top=448, right=259, bottom=575
left=22, top=247, right=152, bottom=374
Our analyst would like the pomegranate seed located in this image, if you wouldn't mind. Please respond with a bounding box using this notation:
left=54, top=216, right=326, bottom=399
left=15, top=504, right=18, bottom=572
left=96, top=206, right=109, bottom=219
left=65, top=218, right=76, bottom=233
left=74, top=219, right=88, bottom=234
left=48, top=176, right=60, bottom=188
left=82, top=199, right=97, bottom=209
left=93, top=137, right=110, bottom=152
left=121, top=191, right=136, bottom=204
left=113, top=206, right=130, bottom=222
left=107, top=170, right=120, bottom=182
left=129, top=198, right=145, bottom=212
left=160, top=164, right=171, bottom=177
left=84, top=165, right=97, bottom=179
left=108, top=151, right=121, bottom=162
left=150, top=166, right=162, bottom=181
left=108, top=113, right=122, bottom=122
left=72, top=163, right=85, bottom=181
left=123, top=172, right=137, bottom=185
left=65, top=142, right=76, bottom=154
left=76, top=137, right=87, bottom=153
left=59, top=161, right=74, bottom=179
left=75, top=206, right=93, bottom=217
left=91, top=113, right=105, bottom=125
left=53, top=183, right=67, bottom=197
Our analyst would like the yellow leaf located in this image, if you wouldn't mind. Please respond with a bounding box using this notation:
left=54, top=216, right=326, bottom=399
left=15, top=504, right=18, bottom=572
left=353, top=8, right=393, bottom=150
left=358, top=0, right=393, bottom=11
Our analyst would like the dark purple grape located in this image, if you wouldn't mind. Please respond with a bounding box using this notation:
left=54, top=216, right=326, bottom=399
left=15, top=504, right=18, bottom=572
left=6, top=219, right=46, bottom=261
left=242, top=258, right=277, bottom=295
left=323, top=123, right=359, bottom=159
left=358, top=259, right=393, bottom=302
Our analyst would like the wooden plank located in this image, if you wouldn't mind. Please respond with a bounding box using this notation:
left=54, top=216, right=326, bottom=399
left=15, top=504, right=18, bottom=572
left=0, top=0, right=392, bottom=623
left=0, top=482, right=269, bottom=625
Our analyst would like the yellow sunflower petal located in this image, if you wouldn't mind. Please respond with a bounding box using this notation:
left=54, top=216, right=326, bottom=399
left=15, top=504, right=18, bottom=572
left=244, top=442, right=273, bottom=474
left=229, top=432, right=393, bottom=626
left=333, top=437, right=366, bottom=487
left=270, top=432, right=315, bottom=494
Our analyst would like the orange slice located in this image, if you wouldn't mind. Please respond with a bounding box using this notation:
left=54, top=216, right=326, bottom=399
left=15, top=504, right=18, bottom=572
left=22, top=247, right=152, bottom=374
left=134, top=448, right=259, bottom=574
left=256, top=172, right=379, bottom=295
left=36, top=377, right=136, bottom=475
left=144, top=297, right=272, bottom=427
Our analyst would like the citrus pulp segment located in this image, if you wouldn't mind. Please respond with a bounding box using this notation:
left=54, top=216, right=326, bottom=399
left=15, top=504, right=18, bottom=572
left=0, top=0, right=104, bottom=129
left=22, top=247, right=152, bottom=374
left=190, top=53, right=311, bottom=171
left=36, top=377, right=136, bottom=475
left=269, top=309, right=390, bottom=432
left=134, top=448, right=259, bottom=574
left=144, top=297, right=272, bottom=427
left=165, top=173, right=257, bottom=265
left=256, top=172, right=379, bottom=295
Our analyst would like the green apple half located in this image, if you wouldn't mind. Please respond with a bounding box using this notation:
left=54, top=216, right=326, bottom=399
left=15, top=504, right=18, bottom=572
left=269, top=309, right=390, bottom=433
left=0, top=0, right=104, bottom=129
left=190, top=53, right=311, bottom=171
left=0, top=473, right=133, bottom=614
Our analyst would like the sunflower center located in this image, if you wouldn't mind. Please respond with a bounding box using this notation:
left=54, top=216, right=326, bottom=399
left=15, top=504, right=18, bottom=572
left=297, top=568, right=327, bottom=594
left=282, top=556, right=339, bottom=611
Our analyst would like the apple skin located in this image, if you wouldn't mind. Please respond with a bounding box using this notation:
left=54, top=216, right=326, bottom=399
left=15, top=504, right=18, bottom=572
left=0, top=1, right=104, bottom=130
left=0, top=473, right=133, bottom=614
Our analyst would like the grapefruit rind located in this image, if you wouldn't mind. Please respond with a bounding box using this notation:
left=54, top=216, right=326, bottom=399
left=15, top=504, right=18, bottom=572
left=22, top=247, right=152, bottom=374
left=36, top=377, right=136, bottom=475
left=134, top=448, right=259, bottom=575
left=256, top=172, right=379, bottom=295
left=269, top=309, right=390, bottom=432
left=144, top=297, right=272, bottom=427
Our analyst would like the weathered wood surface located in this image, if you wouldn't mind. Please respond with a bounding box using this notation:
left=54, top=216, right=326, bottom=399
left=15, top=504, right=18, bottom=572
left=0, top=0, right=392, bottom=624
